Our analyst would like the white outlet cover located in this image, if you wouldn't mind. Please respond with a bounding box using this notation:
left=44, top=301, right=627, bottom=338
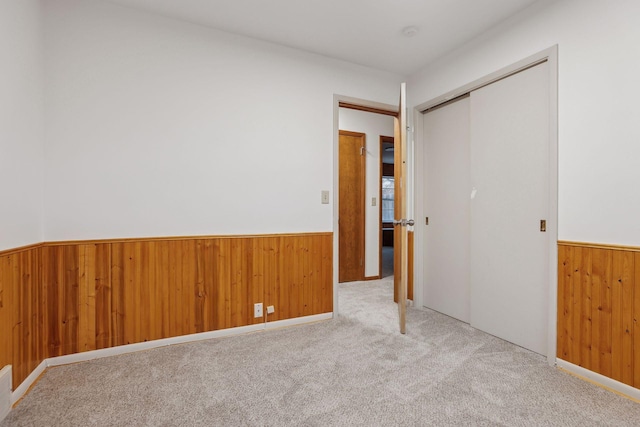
left=254, top=303, right=263, bottom=318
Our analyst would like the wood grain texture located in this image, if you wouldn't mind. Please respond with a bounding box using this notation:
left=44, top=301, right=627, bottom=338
left=338, top=131, right=366, bottom=283
left=0, top=233, right=332, bottom=390
left=0, top=254, right=13, bottom=384
left=635, top=252, right=640, bottom=388
left=611, top=251, right=633, bottom=384
left=557, top=243, right=637, bottom=387
left=338, top=102, right=398, bottom=117
left=395, top=87, right=408, bottom=335
left=0, top=247, right=45, bottom=392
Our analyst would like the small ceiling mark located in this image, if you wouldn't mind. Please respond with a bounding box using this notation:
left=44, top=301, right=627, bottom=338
left=402, top=26, right=419, bottom=37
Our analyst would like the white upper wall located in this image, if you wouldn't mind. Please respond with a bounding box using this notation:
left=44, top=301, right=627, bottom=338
left=0, top=0, right=44, bottom=251
left=408, top=0, right=640, bottom=246
left=43, top=0, right=402, bottom=241
left=339, top=108, right=394, bottom=277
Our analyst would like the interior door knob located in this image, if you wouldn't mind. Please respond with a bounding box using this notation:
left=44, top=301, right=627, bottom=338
left=393, top=219, right=415, bottom=227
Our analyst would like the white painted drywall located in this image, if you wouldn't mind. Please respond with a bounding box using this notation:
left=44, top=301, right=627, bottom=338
left=408, top=0, right=640, bottom=246
left=0, top=0, right=44, bottom=251
left=0, top=365, right=10, bottom=423
left=338, top=108, right=394, bottom=277
left=42, top=0, right=402, bottom=241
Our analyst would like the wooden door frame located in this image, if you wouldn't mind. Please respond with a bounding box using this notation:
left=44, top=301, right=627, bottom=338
left=338, top=130, right=366, bottom=282
left=332, top=95, right=398, bottom=316
left=413, top=46, right=558, bottom=364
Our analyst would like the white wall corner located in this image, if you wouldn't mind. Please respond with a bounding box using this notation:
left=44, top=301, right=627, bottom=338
left=0, top=365, right=12, bottom=423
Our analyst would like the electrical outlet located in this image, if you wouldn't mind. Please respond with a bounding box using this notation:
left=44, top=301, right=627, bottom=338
left=266, top=305, right=275, bottom=314
left=254, top=303, right=263, bottom=318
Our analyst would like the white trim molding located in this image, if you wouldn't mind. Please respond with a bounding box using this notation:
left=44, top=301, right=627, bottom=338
left=10, top=360, right=46, bottom=406
left=266, top=313, right=332, bottom=330
left=0, top=365, right=11, bottom=422
left=46, top=324, right=266, bottom=368
left=557, top=359, right=640, bottom=402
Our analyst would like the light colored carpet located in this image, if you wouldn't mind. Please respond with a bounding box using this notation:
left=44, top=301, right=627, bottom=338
left=3, top=277, right=640, bottom=426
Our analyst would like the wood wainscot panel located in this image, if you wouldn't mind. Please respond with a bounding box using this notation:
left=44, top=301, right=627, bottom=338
left=0, top=246, right=45, bottom=390
left=44, top=245, right=79, bottom=357
left=557, top=242, right=637, bottom=388
left=103, top=234, right=333, bottom=332
left=1, top=232, right=333, bottom=390
left=45, top=233, right=331, bottom=350
left=611, top=250, right=634, bottom=385
left=0, top=253, right=13, bottom=382
left=265, top=234, right=333, bottom=322
left=111, top=239, right=206, bottom=345
left=635, top=252, right=640, bottom=388
left=15, top=247, right=45, bottom=389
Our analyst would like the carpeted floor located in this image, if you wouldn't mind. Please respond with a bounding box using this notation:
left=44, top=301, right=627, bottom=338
left=2, top=277, right=640, bottom=426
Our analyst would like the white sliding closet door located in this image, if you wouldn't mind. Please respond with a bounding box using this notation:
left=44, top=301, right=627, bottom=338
left=469, top=62, right=550, bottom=355
left=423, top=96, right=471, bottom=323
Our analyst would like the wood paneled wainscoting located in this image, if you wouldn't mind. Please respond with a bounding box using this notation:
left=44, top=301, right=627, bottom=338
left=557, top=241, right=640, bottom=389
left=0, top=245, right=44, bottom=393
left=0, top=233, right=332, bottom=390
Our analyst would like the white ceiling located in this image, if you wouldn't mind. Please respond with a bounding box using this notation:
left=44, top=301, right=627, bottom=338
left=105, top=0, right=549, bottom=75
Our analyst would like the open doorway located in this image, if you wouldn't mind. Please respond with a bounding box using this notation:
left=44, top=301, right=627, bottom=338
left=333, top=97, right=400, bottom=321
left=379, top=135, right=394, bottom=279
left=335, top=90, right=411, bottom=334
left=337, top=106, right=395, bottom=283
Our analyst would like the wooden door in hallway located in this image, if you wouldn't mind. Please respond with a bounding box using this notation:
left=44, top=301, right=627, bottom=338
left=338, top=130, right=366, bottom=282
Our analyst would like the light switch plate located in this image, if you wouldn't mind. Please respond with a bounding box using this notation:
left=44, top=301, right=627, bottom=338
left=372, top=197, right=376, bottom=206
left=321, top=190, right=330, bottom=204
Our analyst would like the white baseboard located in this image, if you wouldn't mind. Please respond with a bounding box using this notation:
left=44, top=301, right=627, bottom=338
left=0, top=365, right=11, bottom=423
left=556, top=359, right=640, bottom=402
left=10, top=360, right=46, bottom=406
left=47, top=323, right=265, bottom=367
left=266, top=312, right=333, bottom=330
left=8, top=312, right=334, bottom=410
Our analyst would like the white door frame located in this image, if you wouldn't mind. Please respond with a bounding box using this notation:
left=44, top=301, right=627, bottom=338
left=332, top=94, right=398, bottom=317
left=413, top=46, right=559, bottom=365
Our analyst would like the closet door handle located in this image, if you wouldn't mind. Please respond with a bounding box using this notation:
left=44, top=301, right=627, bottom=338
left=540, top=220, right=546, bottom=232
